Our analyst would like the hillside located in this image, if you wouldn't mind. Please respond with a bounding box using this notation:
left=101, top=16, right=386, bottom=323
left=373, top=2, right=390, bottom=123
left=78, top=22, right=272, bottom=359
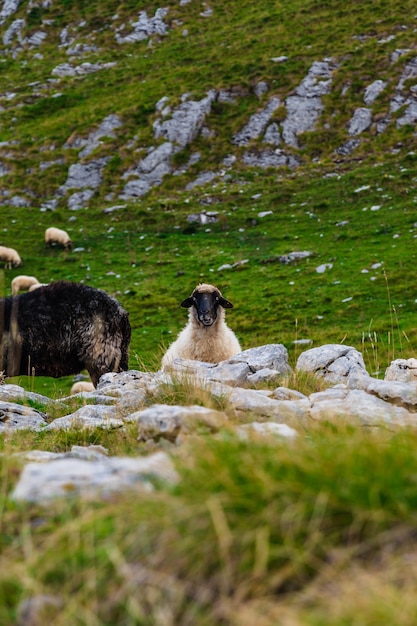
left=1, top=0, right=417, bottom=393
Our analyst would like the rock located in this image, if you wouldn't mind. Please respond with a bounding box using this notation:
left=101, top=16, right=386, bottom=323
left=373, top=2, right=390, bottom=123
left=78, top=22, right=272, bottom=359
left=51, top=62, right=116, bottom=78
left=2, top=18, right=23, bottom=46
left=366, top=379, right=417, bottom=412
left=78, top=114, right=122, bottom=158
left=233, top=97, right=281, bottom=146
left=210, top=383, right=309, bottom=421
left=263, top=122, right=281, bottom=145
left=242, top=149, right=300, bottom=169
left=97, top=369, right=156, bottom=396
left=185, top=171, right=217, bottom=190
left=236, top=421, right=298, bottom=440
left=61, top=157, right=109, bottom=191
left=11, top=451, right=178, bottom=503
left=348, top=107, right=372, bottom=135
left=230, top=344, right=292, bottom=377
left=385, top=358, right=417, bottom=382
left=309, top=388, right=416, bottom=426
left=282, top=60, right=334, bottom=147
left=168, top=358, right=252, bottom=388
left=128, top=403, right=228, bottom=442
left=115, top=8, right=169, bottom=44
left=45, top=405, right=124, bottom=431
left=363, top=80, right=387, bottom=105
left=335, top=139, right=361, bottom=155
left=153, top=90, right=217, bottom=147
left=0, top=0, right=20, bottom=24
left=0, top=383, right=53, bottom=406
left=121, top=142, right=178, bottom=199
left=296, top=344, right=368, bottom=383
left=0, top=402, right=47, bottom=431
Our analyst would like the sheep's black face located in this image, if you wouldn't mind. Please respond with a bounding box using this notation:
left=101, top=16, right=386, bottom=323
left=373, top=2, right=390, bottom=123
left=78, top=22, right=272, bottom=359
left=181, top=289, right=233, bottom=327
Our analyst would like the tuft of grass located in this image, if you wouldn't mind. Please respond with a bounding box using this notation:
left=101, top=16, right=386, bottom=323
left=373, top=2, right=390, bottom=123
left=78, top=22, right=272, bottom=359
left=1, top=423, right=417, bottom=623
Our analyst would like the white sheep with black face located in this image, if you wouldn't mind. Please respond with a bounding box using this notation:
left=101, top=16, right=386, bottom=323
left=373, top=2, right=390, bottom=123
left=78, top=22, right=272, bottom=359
left=161, top=282, right=241, bottom=368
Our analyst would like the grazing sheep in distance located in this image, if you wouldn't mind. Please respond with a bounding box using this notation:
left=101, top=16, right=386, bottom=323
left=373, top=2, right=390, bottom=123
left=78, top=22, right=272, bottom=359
left=45, top=227, right=73, bottom=250
left=0, top=280, right=131, bottom=386
left=71, top=381, right=95, bottom=394
left=11, top=275, right=40, bottom=296
left=161, top=282, right=241, bottom=368
left=0, top=246, right=22, bottom=269
left=28, top=282, right=48, bottom=292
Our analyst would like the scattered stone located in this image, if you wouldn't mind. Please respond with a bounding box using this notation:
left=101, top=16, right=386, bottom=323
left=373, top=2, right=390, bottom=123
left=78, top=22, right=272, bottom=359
left=45, top=405, right=124, bottom=431
left=385, top=358, right=417, bottom=382
left=236, top=421, right=298, bottom=440
left=115, top=8, right=169, bottom=44
left=128, top=403, right=228, bottom=442
left=0, top=0, right=21, bottom=25
left=51, top=62, right=116, bottom=78
left=348, top=107, right=372, bottom=135
left=233, top=97, right=281, bottom=146
left=296, top=344, right=369, bottom=384
left=0, top=402, right=47, bottom=431
left=363, top=80, right=387, bottom=105
left=11, top=451, right=178, bottom=503
left=335, top=138, right=361, bottom=155
left=282, top=60, right=335, bottom=147
left=154, top=91, right=216, bottom=147
left=61, top=157, right=109, bottom=192
left=186, top=210, right=218, bottom=224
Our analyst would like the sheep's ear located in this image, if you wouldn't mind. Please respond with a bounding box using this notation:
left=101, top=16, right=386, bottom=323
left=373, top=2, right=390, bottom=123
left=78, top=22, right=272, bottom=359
left=219, top=297, right=233, bottom=309
left=181, top=297, right=194, bottom=308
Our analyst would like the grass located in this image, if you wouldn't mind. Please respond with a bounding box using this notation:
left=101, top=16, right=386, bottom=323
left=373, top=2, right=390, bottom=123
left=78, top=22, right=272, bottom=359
left=2, top=422, right=417, bottom=624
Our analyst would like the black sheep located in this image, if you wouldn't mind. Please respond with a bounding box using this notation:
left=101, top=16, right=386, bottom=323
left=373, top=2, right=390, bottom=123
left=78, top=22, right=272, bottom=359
left=0, top=280, right=131, bottom=386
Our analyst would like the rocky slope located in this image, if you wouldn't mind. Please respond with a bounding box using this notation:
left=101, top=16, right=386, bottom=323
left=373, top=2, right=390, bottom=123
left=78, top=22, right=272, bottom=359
left=1, top=0, right=417, bottom=210
left=5, top=342, right=417, bottom=503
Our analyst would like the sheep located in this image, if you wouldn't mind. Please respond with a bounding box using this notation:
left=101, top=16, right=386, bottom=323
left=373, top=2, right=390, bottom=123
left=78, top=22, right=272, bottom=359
left=28, top=282, right=48, bottom=292
left=11, top=275, right=40, bottom=296
left=45, top=227, right=73, bottom=250
left=0, top=280, right=131, bottom=386
left=70, top=381, right=95, bottom=394
left=0, top=246, right=22, bottom=269
left=161, top=282, right=241, bottom=368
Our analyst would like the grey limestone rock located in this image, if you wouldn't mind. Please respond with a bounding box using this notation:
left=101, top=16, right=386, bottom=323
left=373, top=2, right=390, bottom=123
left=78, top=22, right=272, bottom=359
left=363, top=80, right=387, bottom=105
left=45, top=405, right=124, bottom=431
left=296, top=344, right=368, bottom=384
left=153, top=90, right=217, bottom=147
left=0, top=0, right=20, bottom=23
left=128, top=403, right=228, bottom=442
left=233, top=97, right=281, bottom=146
left=11, top=451, right=178, bottom=503
left=236, top=421, right=298, bottom=440
left=62, top=158, right=109, bottom=191
left=385, top=358, right=417, bottom=382
left=281, top=60, right=334, bottom=147
left=115, top=8, right=169, bottom=44
left=0, top=401, right=47, bottom=431
left=309, top=388, right=416, bottom=426
left=348, top=107, right=372, bottom=135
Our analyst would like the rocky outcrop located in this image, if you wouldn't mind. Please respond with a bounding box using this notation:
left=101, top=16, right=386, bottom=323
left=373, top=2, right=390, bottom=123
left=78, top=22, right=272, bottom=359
left=6, top=343, right=417, bottom=503
left=1, top=1, right=417, bottom=207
